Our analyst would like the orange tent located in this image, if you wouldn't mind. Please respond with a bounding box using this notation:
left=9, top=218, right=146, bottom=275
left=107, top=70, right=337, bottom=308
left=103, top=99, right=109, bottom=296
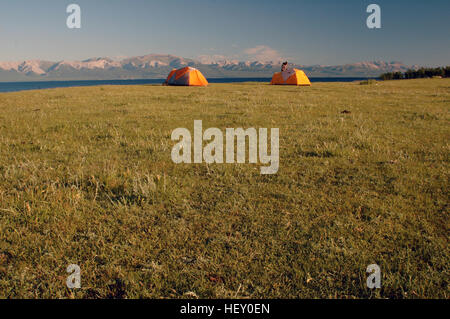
left=165, top=67, right=208, bottom=86
left=271, top=69, right=311, bottom=86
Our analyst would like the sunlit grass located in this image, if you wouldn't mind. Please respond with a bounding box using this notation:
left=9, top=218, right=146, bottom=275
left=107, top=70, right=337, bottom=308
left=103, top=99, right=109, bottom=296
left=0, top=79, right=448, bottom=298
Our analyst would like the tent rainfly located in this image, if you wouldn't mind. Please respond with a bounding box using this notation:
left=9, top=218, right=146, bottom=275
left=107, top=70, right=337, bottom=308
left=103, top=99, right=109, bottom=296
left=271, top=69, right=311, bottom=86
left=165, top=67, right=208, bottom=86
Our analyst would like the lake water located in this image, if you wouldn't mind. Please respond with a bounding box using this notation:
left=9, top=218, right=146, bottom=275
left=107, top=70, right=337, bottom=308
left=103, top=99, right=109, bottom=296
left=0, top=77, right=373, bottom=93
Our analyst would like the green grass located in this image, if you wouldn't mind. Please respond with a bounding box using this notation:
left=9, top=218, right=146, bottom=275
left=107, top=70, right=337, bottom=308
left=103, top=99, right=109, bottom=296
left=0, top=79, right=448, bottom=299
left=360, top=79, right=378, bottom=85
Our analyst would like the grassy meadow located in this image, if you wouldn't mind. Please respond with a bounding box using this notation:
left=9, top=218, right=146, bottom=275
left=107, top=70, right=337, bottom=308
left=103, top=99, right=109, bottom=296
left=0, top=79, right=448, bottom=298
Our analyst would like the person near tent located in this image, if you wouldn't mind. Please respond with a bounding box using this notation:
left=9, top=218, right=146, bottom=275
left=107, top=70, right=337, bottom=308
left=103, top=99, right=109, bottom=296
left=271, top=61, right=311, bottom=86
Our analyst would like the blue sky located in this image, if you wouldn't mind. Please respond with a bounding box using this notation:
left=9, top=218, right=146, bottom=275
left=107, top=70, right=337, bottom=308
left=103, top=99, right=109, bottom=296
left=0, top=0, right=449, bottom=66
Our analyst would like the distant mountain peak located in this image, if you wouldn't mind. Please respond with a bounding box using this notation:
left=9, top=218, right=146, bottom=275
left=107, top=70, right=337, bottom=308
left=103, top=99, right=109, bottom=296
left=0, top=54, right=416, bottom=81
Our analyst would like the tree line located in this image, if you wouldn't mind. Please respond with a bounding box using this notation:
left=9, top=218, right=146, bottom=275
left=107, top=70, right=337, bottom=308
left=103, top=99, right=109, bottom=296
left=380, top=66, right=450, bottom=80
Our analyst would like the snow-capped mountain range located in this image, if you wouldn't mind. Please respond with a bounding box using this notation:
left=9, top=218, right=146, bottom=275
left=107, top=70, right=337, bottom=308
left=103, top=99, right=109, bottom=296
left=0, top=54, right=418, bottom=81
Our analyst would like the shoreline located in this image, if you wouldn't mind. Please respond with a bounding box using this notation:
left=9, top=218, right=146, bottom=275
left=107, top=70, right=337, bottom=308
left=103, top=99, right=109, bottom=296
left=0, top=77, right=377, bottom=93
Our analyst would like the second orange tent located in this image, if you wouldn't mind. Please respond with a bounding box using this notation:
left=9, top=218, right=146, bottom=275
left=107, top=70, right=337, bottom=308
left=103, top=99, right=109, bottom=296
left=270, top=69, right=311, bottom=86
